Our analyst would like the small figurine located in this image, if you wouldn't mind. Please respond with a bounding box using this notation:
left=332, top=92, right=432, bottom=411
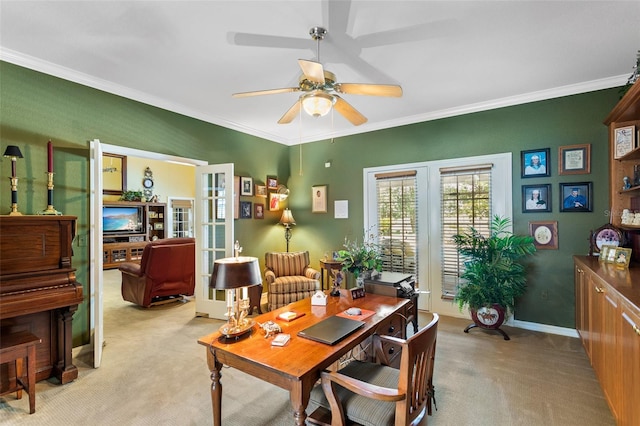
left=258, top=320, right=281, bottom=338
left=623, top=176, right=631, bottom=190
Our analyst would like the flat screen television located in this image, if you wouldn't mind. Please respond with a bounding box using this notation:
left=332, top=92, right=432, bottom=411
left=102, top=206, right=143, bottom=234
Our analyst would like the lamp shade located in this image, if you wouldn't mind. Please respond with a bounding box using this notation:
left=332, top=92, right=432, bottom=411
left=3, top=145, right=23, bottom=158
left=210, top=256, right=262, bottom=289
left=302, top=91, right=334, bottom=117
left=279, top=208, right=296, bottom=226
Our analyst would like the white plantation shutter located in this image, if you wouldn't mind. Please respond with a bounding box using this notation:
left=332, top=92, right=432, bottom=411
left=375, top=170, right=418, bottom=275
left=440, top=164, right=492, bottom=298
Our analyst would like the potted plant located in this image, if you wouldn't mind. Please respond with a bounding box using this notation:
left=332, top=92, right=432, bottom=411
left=453, top=215, right=536, bottom=339
left=337, top=232, right=383, bottom=287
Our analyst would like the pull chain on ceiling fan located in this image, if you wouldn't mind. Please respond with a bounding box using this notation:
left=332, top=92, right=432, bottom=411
left=232, top=26, right=402, bottom=126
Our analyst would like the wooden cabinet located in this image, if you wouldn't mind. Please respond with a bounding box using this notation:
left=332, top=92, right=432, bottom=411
left=574, top=256, right=640, bottom=425
left=604, top=80, right=640, bottom=262
left=619, top=300, right=640, bottom=426
left=102, top=202, right=167, bottom=269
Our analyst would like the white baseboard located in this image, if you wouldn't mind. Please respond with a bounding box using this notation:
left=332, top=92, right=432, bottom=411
left=510, top=319, right=579, bottom=338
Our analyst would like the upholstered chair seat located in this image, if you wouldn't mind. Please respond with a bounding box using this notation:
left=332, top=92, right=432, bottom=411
left=264, top=251, right=320, bottom=311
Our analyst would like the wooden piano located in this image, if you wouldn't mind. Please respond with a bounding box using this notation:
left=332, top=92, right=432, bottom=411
left=0, top=215, right=84, bottom=393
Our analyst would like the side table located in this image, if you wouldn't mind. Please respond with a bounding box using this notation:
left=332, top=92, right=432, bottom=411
left=319, top=260, right=344, bottom=290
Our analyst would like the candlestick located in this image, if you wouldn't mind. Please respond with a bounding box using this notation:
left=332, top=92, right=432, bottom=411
left=38, top=171, right=62, bottom=215
left=48, top=140, right=53, bottom=173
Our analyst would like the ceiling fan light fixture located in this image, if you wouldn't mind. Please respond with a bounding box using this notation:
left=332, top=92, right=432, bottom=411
left=301, top=92, right=334, bottom=117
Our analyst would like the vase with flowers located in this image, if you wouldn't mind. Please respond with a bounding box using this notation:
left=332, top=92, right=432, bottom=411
left=337, top=232, right=383, bottom=287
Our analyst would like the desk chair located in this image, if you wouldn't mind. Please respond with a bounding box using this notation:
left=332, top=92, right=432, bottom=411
left=308, top=313, right=439, bottom=426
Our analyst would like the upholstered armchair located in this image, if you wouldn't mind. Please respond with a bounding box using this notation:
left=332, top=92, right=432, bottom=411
left=264, top=251, right=320, bottom=311
left=119, top=238, right=195, bottom=308
left=307, top=314, right=439, bottom=426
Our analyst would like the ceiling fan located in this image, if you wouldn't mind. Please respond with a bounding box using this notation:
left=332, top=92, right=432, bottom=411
left=232, top=27, right=402, bottom=126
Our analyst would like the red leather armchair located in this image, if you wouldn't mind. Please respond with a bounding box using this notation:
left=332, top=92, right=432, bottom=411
left=119, top=238, right=195, bottom=307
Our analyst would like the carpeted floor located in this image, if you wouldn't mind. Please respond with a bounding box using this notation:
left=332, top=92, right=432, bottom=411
left=0, top=269, right=615, bottom=425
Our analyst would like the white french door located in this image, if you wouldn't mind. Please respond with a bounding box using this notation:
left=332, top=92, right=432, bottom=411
left=194, top=163, right=235, bottom=319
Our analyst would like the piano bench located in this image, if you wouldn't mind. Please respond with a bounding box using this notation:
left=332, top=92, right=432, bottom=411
left=0, top=330, right=41, bottom=414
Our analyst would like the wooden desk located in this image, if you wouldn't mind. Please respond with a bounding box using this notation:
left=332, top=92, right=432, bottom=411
left=319, top=259, right=343, bottom=290
left=197, top=290, right=408, bottom=426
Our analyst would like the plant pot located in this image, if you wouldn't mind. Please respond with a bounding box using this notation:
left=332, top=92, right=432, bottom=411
left=470, top=304, right=506, bottom=330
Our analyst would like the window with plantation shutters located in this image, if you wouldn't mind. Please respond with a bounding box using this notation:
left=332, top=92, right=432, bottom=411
left=440, top=164, right=492, bottom=299
left=375, top=170, right=418, bottom=276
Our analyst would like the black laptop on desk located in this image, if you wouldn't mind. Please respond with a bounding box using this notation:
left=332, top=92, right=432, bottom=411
left=297, top=316, right=365, bottom=345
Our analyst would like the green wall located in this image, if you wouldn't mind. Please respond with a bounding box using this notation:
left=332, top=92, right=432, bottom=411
left=0, top=60, right=621, bottom=343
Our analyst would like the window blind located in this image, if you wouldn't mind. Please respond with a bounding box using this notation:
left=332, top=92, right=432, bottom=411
left=440, top=164, right=492, bottom=298
left=375, top=170, right=418, bottom=276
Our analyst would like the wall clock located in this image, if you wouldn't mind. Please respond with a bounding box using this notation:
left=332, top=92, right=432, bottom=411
left=143, top=167, right=154, bottom=199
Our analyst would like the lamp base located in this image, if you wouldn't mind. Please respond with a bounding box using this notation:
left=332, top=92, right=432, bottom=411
left=218, top=319, right=256, bottom=341
left=8, top=211, right=23, bottom=216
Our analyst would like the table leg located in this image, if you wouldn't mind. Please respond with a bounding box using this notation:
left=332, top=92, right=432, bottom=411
left=208, top=346, right=223, bottom=426
left=290, top=379, right=314, bottom=426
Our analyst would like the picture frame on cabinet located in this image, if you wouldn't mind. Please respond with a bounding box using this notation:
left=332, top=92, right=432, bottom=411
left=529, top=221, right=558, bottom=250
left=601, top=246, right=632, bottom=268
left=240, top=201, right=252, bottom=219
left=241, top=177, right=253, bottom=196
left=559, top=182, right=592, bottom=212
left=614, top=125, right=635, bottom=159
left=559, top=143, right=591, bottom=175
left=521, top=148, right=550, bottom=178
left=522, top=184, right=551, bottom=213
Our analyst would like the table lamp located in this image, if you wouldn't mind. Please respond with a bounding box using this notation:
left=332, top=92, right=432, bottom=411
left=3, top=145, right=24, bottom=215
left=210, top=255, right=262, bottom=342
left=279, top=208, right=296, bottom=252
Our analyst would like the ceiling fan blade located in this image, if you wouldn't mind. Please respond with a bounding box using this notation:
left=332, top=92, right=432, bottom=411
left=335, top=83, right=402, bottom=97
left=277, top=100, right=302, bottom=124
left=298, top=59, right=325, bottom=84
left=232, top=87, right=299, bottom=98
left=333, top=95, right=367, bottom=126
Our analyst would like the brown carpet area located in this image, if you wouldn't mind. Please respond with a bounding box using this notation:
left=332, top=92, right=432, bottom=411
left=0, top=269, right=614, bottom=425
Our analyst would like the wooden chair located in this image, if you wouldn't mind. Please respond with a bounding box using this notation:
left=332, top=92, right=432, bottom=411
left=308, top=313, right=439, bottom=426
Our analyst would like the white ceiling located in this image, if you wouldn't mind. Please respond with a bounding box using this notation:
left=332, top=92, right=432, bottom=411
left=1, top=1, right=639, bottom=145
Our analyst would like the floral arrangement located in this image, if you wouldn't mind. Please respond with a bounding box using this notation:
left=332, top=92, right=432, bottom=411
left=337, top=231, right=383, bottom=278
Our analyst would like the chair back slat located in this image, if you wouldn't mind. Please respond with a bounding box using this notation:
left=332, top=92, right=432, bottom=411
left=397, top=313, right=439, bottom=424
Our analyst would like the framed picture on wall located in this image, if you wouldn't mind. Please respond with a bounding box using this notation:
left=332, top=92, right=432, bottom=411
left=559, top=143, right=590, bottom=175
left=103, top=153, right=127, bottom=195
left=559, top=182, right=592, bottom=212
left=267, top=175, right=278, bottom=190
left=529, top=221, right=558, bottom=250
left=233, top=176, right=240, bottom=219
left=522, top=184, right=551, bottom=213
left=241, top=177, right=253, bottom=196
left=312, top=185, right=327, bottom=213
left=254, top=203, right=264, bottom=219
left=521, top=148, right=550, bottom=178
left=268, top=193, right=280, bottom=211
left=255, top=185, right=267, bottom=197
left=240, top=201, right=252, bottom=218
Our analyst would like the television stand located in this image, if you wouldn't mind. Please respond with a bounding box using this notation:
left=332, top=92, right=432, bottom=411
left=102, top=202, right=167, bottom=269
